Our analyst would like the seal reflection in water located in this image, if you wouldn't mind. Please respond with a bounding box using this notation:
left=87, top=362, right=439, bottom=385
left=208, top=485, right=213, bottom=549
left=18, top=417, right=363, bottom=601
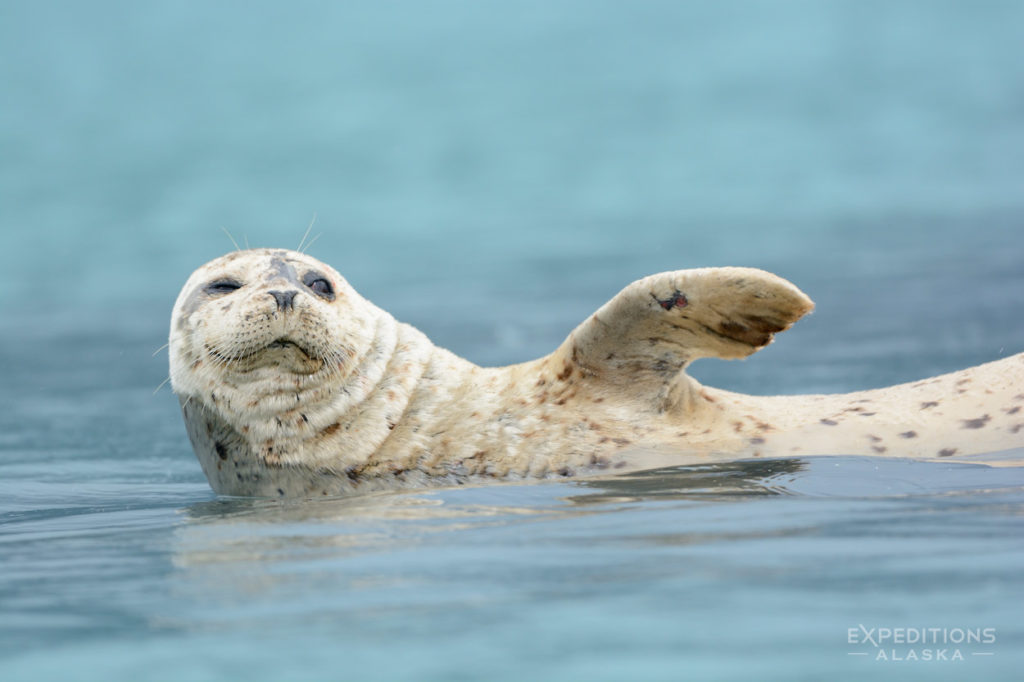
left=169, top=249, right=1024, bottom=497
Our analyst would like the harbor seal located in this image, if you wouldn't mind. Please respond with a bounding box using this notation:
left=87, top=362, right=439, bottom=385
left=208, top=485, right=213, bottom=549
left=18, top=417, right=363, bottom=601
left=169, top=248, right=1024, bottom=497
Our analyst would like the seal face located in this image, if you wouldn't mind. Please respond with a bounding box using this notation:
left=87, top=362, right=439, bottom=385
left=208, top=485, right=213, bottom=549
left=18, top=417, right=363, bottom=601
left=171, top=249, right=1024, bottom=497
left=172, top=249, right=372, bottom=426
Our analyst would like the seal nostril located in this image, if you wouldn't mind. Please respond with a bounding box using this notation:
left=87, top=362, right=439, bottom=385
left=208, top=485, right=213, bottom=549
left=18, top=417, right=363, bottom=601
left=268, top=290, right=298, bottom=311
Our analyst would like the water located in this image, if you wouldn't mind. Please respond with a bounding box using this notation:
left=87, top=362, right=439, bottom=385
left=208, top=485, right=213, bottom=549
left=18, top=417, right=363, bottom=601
left=2, top=1, right=1023, bottom=679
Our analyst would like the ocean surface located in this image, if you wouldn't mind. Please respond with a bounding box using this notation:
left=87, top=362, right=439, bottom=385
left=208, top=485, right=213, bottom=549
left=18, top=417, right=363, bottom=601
left=2, top=1, right=1023, bottom=680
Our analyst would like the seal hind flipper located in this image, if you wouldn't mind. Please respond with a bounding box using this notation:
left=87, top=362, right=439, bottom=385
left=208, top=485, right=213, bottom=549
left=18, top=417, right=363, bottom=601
left=553, top=267, right=814, bottom=409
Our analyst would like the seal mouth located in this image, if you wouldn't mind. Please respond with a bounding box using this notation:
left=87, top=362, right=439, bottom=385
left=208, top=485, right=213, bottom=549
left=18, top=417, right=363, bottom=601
left=205, top=335, right=317, bottom=364
left=207, top=337, right=325, bottom=376
left=267, top=339, right=303, bottom=353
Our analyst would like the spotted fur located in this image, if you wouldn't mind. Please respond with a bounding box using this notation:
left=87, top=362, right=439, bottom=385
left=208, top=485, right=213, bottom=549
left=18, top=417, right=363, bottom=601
left=170, top=249, right=1024, bottom=497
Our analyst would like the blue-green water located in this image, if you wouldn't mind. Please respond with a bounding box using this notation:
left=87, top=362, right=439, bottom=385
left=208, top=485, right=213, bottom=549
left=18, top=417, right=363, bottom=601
left=2, top=1, right=1023, bottom=680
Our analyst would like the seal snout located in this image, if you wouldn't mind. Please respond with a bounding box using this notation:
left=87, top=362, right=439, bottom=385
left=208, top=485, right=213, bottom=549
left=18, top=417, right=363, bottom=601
left=268, top=290, right=299, bottom=312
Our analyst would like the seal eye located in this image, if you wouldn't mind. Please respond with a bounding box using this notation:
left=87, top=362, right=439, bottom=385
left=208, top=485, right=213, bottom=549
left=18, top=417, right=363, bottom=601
left=205, top=279, right=242, bottom=295
left=303, top=272, right=335, bottom=301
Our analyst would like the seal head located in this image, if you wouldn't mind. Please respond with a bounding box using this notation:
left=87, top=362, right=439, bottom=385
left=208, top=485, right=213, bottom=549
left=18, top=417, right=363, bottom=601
left=170, top=248, right=440, bottom=495
left=171, top=248, right=376, bottom=422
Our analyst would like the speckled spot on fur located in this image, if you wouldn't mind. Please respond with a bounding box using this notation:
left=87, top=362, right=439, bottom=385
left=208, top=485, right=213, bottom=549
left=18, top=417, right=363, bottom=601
left=215, top=442, right=228, bottom=460
left=938, top=448, right=958, bottom=457
left=820, top=418, right=838, bottom=426
left=921, top=401, right=939, bottom=409
left=653, top=289, right=688, bottom=311
left=961, top=415, right=991, bottom=429
left=1005, top=406, right=1021, bottom=415
left=872, top=445, right=887, bottom=454
left=899, top=431, right=918, bottom=439
left=749, top=437, right=765, bottom=445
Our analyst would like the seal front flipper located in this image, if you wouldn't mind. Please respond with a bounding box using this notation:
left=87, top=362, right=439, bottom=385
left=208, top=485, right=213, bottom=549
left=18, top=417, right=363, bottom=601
left=551, top=267, right=814, bottom=411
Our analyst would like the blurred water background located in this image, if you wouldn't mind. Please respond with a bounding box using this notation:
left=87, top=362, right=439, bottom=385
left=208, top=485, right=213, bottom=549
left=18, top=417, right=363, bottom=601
left=1, top=1, right=1023, bottom=680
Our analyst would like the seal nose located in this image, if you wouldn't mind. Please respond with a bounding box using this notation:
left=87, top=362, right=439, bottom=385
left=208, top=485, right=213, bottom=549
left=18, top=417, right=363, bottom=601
left=268, top=290, right=298, bottom=311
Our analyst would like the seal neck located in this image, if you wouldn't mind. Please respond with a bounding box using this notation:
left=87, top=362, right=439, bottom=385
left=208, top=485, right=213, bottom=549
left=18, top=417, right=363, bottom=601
left=241, top=312, right=437, bottom=471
